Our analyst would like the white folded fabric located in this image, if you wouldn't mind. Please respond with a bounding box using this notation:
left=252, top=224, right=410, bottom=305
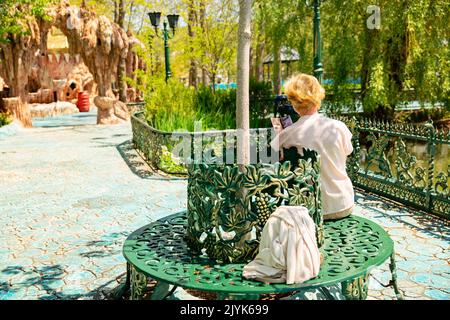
left=243, top=206, right=321, bottom=285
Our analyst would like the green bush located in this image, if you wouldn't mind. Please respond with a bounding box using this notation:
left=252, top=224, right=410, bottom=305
left=143, top=78, right=275, bottom=132
left=249, top=78, right=274, bottom=128
left=394, top=107, right=450, bottom=124
left=0, top=112, right=11, bottom=127
left=144, top=78, right=198, bottom=131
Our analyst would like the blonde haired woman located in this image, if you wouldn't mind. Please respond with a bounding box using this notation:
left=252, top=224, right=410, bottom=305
left=271, top=73, right=355, bottom=220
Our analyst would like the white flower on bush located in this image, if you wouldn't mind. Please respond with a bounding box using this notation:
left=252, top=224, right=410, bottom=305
left=161, top=145, right=182, bottom=165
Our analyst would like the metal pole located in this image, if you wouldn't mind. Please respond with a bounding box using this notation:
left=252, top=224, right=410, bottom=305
left=313, top=0, right=323, bottom=83
left=148, top=34, right=154, bottom=76
left=163, top=21, right=172, bottom=82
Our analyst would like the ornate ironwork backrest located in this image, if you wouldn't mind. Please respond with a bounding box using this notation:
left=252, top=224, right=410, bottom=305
left=186, top=150, right=322, bottom=264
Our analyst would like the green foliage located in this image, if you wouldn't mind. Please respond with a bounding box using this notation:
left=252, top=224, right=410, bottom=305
left=195, top=85, right=236, bottom=114
left=0, top=112, right=11, bottom=127
left=143, top=78, right=235, bottom=132
left=249, top=78, right=274, bottom=128
left=255, top=0, right=308, bottom=93
left=181, top=0, right=238, bottom=86
left=141, top=76, right=275, bottom=132
left=321, top=0, right=450, bottom=116
left=253, top=0, right=449, bottom=118
left=362, top=61, right=391, bottom=113
left=159, top=145, right=187, bottom=173
left=0, top=0, right=55, bottom=43
left=394, top=108, right=450, bottom=124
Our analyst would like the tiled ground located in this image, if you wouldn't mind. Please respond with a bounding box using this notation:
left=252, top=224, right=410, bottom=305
left=0, top=111, right=448, bottom=300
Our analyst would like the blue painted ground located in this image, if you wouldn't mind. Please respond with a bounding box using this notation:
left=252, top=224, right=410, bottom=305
left=0, top=111, right=448, bottom=300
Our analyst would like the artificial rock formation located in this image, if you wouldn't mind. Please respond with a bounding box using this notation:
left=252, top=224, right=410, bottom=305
left=30, top=101, right=79, bottom=118
left=50, top=2, right=133, bottom=124
left=30, top=51, right=96, bottom=103
left=3, top=98, right=32, bottom=127
left=0, top=18, right=46, bottom=127
left=0, top=1, right=146, bottom=126
left=94, top=96, right=129, bottom=125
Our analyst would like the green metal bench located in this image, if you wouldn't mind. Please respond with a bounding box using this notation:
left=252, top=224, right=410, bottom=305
left=119, top=212, right=403, bottom=300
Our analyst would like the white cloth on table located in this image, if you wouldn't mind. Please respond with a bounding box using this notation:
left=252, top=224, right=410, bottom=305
left=270, top=112, right=355, bottom=217
left=242, top=206, right=321, bottom=285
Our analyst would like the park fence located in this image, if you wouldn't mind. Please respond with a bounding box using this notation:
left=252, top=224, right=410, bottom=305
left=335, top=116, right=449, bottom=220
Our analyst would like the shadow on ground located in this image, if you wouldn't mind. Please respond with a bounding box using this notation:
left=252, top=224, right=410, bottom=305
left=0, top=264, right=121, bottom=300
left=356, top=191, right=449, bottom=242
left=115, top=140, right=186, bottom=181
left=80, top=232, right=129, bottom=259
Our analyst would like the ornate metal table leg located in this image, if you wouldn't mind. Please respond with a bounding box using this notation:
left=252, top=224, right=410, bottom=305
left=342, top=274, right=369, bottom=300
left=389, top=252, right=404, bottom=300
left=319, top=287, right=336, bottom=300
left=150, top=282, right=171, bottom=300
left=130, top=265, right=148, bottom=300
left=111, top=262, right=131, bottom=299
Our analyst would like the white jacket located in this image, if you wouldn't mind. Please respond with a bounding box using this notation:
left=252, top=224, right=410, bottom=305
left=243, top=206, right=321, bottom=285
left=270, top=113, right=355, bottom=216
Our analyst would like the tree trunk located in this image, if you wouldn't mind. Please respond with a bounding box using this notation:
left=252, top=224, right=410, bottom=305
left=117, top=0, right=126, bottom=28
left=360, top=26, right=379, bottom=105
left=202, top=68, right=210, bottom=86
left=3, top=97, right=32, bottom=127
left=0, top=19, right=42, bottom=128
left=272, top=42, right=282, bottom=94
left=117, top=0, right=127, bottom=103
left=127, top=1, right=135, bottom=31
left=255, top=39, right=265, bottom=82
left=199, top=0, right=209, bottom=86
left=236, top=0, right=252, bottom=166
left=254, top=5, right=265, bottom=82
left=188, top=0, right=198, bottom=88
left=211, top=72, right=216, bottom=93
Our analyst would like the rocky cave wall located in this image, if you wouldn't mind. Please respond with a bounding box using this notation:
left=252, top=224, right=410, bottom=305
left=0, top=1, right=145, bottom=125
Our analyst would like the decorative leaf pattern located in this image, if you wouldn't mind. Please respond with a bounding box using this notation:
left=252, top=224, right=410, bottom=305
left=186, top=150, right=322, bottom=263
left=332, top=115, right=449, bottom=220
left=124, top=213, right=395, bottom=299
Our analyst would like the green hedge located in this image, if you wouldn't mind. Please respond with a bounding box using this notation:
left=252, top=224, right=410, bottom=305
left=144, top=78, right=274, bottom=132
left=0, top=112, right=11, bottom=127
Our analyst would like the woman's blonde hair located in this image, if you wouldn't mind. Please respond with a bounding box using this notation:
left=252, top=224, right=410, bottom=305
left=284, top=73, right=325, bottom=111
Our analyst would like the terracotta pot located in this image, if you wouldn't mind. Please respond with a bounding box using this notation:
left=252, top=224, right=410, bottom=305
left=77, top=92, right=90, bottom=112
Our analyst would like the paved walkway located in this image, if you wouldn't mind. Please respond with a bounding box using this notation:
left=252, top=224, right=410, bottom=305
left=0, top=112, right=448, bottom=300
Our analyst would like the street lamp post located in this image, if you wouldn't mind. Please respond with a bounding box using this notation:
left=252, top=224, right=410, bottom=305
left=313, top=0, right=323, bottom=84
left=148, top=12, right=180, bottom=83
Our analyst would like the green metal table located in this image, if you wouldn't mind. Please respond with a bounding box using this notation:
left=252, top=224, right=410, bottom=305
left=120, top=212, right=403, bottom=300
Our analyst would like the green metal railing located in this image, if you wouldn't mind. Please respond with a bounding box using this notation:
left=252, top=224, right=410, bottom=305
left=336, top=116, right=449, bottom=220
left=131, top=111, right=275, bottom=175
left=131, top=111, right=449, bottom=219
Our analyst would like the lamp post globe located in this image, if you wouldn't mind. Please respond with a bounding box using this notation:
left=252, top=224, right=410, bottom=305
left=167, top=14, right=180, bottom=35
left=148, top=12, right=161, bottom=31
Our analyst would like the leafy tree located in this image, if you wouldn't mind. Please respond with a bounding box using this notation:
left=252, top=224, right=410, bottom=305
left=180, top=0, right=238, bottom=88
left=254, top=0, right=310, bottom=94
left=321, top=0, right=450, bottom=117
left=192, top=0, right=238, bottom=90
left=252, top=0, right=449, bottom=117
